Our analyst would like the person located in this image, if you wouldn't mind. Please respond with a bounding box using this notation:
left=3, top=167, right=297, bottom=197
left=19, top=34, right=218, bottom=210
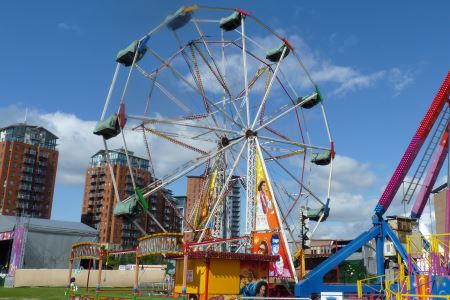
left=270, top=234, right=284, bottom=277
left=255, top=180, right=271, bottom=230
left=257, top=240, right=268, bottom=255
left=69, top=277, right=78, bottom=291
left=254, top=280, right=268, bottom=297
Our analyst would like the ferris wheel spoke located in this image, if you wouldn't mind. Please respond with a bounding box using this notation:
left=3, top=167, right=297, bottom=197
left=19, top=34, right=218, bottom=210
left=258, top=135, right=329, bottom=152
left=259, top=142, right=325, bottom=206
left=145, top=46, right=245, bottom=130
left=264, top=149, right=305, bottom=162
left=150, top=129, right=219, bottom=144
left=128, top=115, right=242, bottom=136
left=241, top=16, right=250, bottom=127
left=251, top=46, right=287, bottom=130
left=231, top=64, right=268, bottom=126
left=190, top=42, right=247, bottom=128
left=138, top=136, right=245, bottom=201
left=255, top=92, right=318, bottom=132
left=135, top=64, right=191, bottom=114
left=143, top=127, right=209, bottom=155
left=192, top=19, right=230, bottom=93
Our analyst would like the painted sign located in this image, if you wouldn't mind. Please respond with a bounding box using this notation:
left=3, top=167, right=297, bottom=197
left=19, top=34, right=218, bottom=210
left=71, top=242, right=101, bottom=260
left=9, top=227, right=26, bottom=276
left=0, top=230, right=14, bottom=241
left=186, top=269, right=193, bottom=283
left=239, top=261, right=269, bottom=297
left=138, top=233, right=183, bottom=257
left=251, top=142, right=296, bottom=280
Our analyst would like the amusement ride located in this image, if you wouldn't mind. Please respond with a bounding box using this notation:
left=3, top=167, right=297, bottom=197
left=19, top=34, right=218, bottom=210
left=66, top=4, right=450, bottom=300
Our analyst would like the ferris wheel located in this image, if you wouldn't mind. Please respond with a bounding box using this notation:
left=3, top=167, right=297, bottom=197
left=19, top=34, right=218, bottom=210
left=94, top=5, right=334, bottom=262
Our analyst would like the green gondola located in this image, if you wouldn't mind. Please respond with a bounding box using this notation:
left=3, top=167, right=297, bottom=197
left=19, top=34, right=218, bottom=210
left=266, top=44, right=290, bottom=62
left=219, top=12, right=244, bottom=31
left=166, top=7, right=193, bottom=31
left=113, top=199, right=137, bottom=216
left=93, top=113, right=121, bottom=140
left=116, top=40, right=147, bottom=67
left=298, top=93, right=322, bottom=109
left=311, top=150, right=332, bottom=166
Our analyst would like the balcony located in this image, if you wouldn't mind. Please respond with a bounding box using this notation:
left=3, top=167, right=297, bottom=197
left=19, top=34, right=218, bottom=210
left=38, top=152, right=49, bottom=159
left=34, top=177, right=46, bottom=184
left=32, top=195, right=45, bottom=202
left=36, top=168, right=46, bottom=176
left=22, top=158, right=35, bottom=165
left=21, top=166, right=34, bottom=174
left=20, top=176, right=33, bottom=183
left=37, top=161, right=47, bottom=168
left=19, top=184, right=32, bottom=191
left=33, top=186, right=45, bottom=193
left=17, top=203, right=29, bottom=209
left=31, top=205, right=42, bottom=211
left=17, top=193, right=31, bottom=200
left=24, top=149, right=37, bottom=156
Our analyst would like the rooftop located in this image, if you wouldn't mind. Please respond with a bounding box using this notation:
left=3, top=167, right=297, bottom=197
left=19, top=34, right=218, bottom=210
left=0, top=215, right=98, bottom=236
left=0, top=123, right=58, bottom=150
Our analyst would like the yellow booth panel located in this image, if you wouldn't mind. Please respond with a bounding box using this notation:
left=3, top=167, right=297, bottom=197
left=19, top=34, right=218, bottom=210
left=175, top=258, right=206, bottom=294
left=208, top=259, right=240, bottom=295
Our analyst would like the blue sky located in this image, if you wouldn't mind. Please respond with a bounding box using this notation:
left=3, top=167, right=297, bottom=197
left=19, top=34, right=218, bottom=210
left=1, top=1, right=449, bottom=238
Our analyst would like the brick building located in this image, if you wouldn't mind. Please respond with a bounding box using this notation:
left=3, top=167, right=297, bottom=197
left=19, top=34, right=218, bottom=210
left=81, top=148, right=181, bottom=248
left=0, top=124, right=58, bottom=219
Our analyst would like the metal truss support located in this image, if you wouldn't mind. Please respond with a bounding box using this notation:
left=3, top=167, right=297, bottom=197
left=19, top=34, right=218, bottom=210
left=245, top=137, right=256, bottom=234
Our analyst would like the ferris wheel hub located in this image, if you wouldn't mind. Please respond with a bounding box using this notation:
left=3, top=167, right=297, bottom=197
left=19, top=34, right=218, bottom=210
left=245, top=129, right=257, bottom=139
left=219, top=136, right=230, bottom=147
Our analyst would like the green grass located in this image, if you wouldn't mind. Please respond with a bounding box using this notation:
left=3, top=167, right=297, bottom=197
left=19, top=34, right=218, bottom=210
left=0, top=287, right=67, bottom=299
left=0, top=287, right=173, bottom=300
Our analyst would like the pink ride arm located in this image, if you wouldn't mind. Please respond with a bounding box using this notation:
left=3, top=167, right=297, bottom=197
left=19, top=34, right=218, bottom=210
left=375, top=71, right=450, bottom=216
left=411, top=129, right=448, bottom=219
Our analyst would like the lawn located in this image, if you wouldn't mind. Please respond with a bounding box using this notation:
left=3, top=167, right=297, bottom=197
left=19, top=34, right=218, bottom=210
left=0, top=287, right=170, bottom=299
left=0, top=287, right=67, bottom=299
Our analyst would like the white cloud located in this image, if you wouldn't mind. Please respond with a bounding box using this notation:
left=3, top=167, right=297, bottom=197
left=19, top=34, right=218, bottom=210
left=177, top=30, right=413, bottom=99
left=301, top=155, right=379, bottom=239
left=57, top=22, right=81, bottom=34
left=330, top=70, right=386, bottom=96
left=309, top=154, right=377, bottom=195
left=0, top=105, right=216, bottom=186
left=388, top=68, right=414, bottom=95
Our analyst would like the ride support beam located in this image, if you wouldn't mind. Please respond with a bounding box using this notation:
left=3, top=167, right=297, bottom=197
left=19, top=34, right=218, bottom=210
left=67, top=257, right=73, bottom=290
left=134, top=248, right=139, bottom=295
left=295, top=225, right=380, bottom=297
left=96, top=252, right=103, bottom=291
left=375, top=71, right=450, bottom=216
left=411, top=128, right=449, bottom=218
left=375, top=225, right=385, bottom=279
